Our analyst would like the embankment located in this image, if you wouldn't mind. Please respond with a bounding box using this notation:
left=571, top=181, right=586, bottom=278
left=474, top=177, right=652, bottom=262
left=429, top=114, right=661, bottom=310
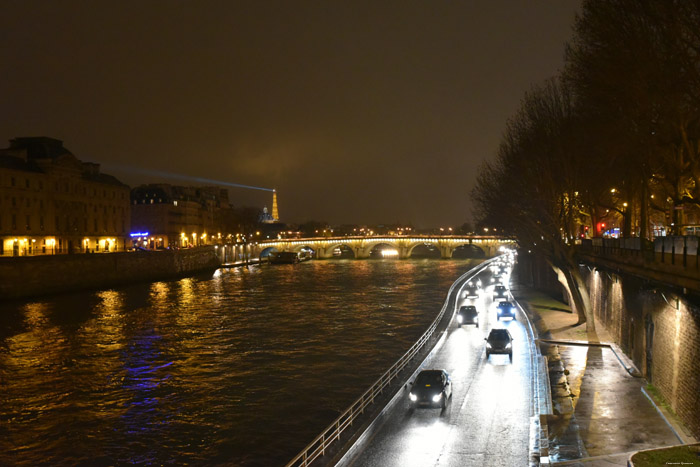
left=0, top=247, right=220, bottom=301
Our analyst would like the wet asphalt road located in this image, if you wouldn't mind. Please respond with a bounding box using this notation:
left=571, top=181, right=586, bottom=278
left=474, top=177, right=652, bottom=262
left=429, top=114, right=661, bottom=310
left=340, top=267, right=534, bottom=467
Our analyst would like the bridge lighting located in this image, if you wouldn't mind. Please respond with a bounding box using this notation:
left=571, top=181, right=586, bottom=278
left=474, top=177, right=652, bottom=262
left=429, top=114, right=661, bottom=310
left=381, top=249, right=399, bottom=257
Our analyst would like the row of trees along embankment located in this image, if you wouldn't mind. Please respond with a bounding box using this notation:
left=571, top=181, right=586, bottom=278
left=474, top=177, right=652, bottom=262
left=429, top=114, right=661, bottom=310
left=472, top=0, right=700, bottom=334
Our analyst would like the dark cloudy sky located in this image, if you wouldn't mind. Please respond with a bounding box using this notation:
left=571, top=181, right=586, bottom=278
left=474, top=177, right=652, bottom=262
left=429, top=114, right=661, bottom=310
left=1, top=1, right=580, bottom=228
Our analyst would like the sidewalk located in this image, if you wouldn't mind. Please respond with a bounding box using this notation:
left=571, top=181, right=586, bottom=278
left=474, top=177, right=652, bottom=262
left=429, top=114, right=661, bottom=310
left=510, top=285, right=684, bottom=467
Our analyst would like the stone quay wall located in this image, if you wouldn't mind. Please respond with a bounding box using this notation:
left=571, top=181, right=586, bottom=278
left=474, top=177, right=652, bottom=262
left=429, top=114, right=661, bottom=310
left=0, top=247, right=220, bottom=301
left=516, top=252, right=700, bottom=440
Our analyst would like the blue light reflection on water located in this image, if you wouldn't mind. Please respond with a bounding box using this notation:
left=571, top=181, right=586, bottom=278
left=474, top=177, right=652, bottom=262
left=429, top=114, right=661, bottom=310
left=0, top=259, right=481, bottom=466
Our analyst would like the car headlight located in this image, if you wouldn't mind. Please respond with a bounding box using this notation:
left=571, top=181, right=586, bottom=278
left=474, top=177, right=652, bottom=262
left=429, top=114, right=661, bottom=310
left=409, top=393, right=417, bottom=402
left=432, top=394, right=442, bottom=403
left=457, top=315, right=463, bottom=323
left=505, top=343, right=512, bottom=349
left=511, top=308, right=516, bottom=313
left=486, top=342, right=492, bottom=349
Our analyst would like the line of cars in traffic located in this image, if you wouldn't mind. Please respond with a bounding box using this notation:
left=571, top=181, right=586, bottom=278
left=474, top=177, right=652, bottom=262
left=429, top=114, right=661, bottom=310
left=409, top=253, right=517, bottom=410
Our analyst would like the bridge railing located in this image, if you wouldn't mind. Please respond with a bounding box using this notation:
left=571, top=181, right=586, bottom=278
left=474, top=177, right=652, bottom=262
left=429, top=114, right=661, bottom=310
left=285, top=259, right=494, bottom=467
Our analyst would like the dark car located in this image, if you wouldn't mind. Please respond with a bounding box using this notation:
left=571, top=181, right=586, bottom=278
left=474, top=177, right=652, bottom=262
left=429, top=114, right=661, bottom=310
left=485, top=329, right=514, bottom=361
left=496, top=301, right=516, bottom=320
left=409, top=369, right=453, bottom=409
left=493, top=285, right=508, bottom=300
left=456, top=305, right=479, bottom=327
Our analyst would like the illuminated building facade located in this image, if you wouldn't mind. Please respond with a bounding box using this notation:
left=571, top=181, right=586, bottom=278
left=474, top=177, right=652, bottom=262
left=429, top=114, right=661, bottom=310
left=0, top=137, right=131, bottom=255
left=130, top=184, right=231, bottom=248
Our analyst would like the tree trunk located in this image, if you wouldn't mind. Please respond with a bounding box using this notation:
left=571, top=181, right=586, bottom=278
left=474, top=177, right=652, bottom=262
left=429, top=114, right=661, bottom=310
left=640, top=180, right=649, bottom=239
left=550, top=261, right=597, bottom=337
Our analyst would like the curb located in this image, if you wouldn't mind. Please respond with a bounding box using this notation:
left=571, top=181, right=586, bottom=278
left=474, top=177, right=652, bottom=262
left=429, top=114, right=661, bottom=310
left=511, top=294, right=552, bottom=466
left=640, top=386, right=697, bottom=445
left=627, top=443, right=700, bottom=467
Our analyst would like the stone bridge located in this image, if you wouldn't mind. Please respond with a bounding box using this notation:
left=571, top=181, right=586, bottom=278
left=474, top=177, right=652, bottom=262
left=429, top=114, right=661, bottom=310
left=256, top=235, right=515, bottom=259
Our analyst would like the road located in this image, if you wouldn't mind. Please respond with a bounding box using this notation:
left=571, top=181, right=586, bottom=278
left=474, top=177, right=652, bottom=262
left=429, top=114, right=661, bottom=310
left=339, top=264, right=534, bottom=467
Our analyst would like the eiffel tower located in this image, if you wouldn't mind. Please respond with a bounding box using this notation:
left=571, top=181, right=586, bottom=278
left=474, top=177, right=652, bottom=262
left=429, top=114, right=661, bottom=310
left=271, top=189, right=279, bottom=222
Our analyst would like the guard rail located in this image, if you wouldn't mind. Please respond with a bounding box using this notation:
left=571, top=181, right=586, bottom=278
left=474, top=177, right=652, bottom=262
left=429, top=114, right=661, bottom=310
left=285, top=258, right=495, bottom=467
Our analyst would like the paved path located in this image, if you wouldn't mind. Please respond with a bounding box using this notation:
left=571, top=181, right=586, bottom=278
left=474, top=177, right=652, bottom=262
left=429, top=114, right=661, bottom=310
left=509, top=284, right=681, bottom=466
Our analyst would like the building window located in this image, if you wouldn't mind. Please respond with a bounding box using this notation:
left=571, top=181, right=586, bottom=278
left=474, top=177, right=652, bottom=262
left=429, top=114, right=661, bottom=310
left=11, top=177, right=15, bottom=187
left=94, top=219, right=97, bottom=232
left=26, top=215, right=30, bottom=230
left=55, top=216, right=59, bottom=230
left=11, top=198, right=16, bottom=207
left=39, top=181, right=43, bottom=190
left=12, top=214, right=17, bottom=230
left=40, top=216, right=44, bottom=231
left=40, top=200, right=44, bottom=209
left=26, top=198, right=30, bottom=207
left=25, top=179, right=30, bottom=188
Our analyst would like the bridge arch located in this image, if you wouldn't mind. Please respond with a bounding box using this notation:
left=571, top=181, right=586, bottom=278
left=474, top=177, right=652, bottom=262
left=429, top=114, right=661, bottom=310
left=317, top=242, right=355, bottom=259
left=367, top=242, right=400, bottom=259
left=408, top=243, right=441, bottom=258
left=290, top=245, right=317, bottom=260
left=260, top=246, right=279, bottom=258
left=451, top=243, right=486, bottom=259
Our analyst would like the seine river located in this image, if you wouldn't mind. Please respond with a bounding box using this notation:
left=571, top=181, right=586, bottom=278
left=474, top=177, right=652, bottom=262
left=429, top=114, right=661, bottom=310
left=0, top=258, right=482, bottom=466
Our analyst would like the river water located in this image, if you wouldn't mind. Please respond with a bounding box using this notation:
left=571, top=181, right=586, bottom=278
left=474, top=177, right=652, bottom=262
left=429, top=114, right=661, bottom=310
left=0, top=258, right=482, bottom=466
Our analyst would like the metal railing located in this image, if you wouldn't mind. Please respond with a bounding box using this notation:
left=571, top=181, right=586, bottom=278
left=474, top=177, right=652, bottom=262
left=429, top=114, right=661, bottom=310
left=285, top=259, right=495, bottom=467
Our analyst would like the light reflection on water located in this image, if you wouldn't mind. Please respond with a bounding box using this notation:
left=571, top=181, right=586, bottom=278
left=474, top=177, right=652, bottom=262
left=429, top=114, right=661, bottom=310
left=0, top=259, right=481, bottom=466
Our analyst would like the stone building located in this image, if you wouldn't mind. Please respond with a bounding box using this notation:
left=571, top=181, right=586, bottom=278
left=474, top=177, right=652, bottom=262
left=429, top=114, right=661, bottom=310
left=130, top=184, right=233, bottom=248
left=0, top=137, right=131, bottom=255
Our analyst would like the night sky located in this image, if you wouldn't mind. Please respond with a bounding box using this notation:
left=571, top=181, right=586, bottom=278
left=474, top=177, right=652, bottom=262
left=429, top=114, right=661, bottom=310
left=1, top=1, right=580, bottom=228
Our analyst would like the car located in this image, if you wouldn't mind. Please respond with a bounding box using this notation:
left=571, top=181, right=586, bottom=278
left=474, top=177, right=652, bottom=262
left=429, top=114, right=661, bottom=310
left=493, top=285, right=508, bottom=300
left=408, top=369, right=453, bottom=409
left=496, top=301, right=517, bottom=320
left=464, top=284, right=480, bottom=299
left=485, top=329, right=514, bottom=361
left=456, top=305, right=479, bottom=327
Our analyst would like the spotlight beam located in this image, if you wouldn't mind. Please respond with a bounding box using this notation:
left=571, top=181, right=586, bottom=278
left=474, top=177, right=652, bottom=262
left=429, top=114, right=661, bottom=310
left=102, top=164, right=274, bottom=192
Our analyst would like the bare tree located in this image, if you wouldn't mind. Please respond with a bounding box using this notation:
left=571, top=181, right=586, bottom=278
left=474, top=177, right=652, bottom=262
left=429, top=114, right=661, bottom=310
left=473, top=78, right=597, bottom=331
left=565, top=0, right=700, bottom=236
